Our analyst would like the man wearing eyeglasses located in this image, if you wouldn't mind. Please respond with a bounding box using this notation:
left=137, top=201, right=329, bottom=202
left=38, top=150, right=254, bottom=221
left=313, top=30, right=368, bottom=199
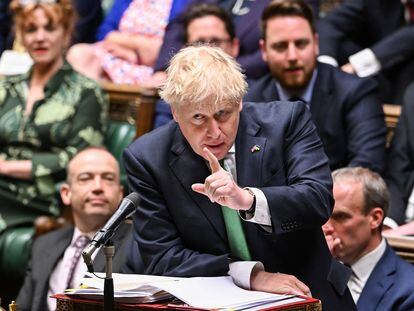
left=153, top=3, right=241, bottom=128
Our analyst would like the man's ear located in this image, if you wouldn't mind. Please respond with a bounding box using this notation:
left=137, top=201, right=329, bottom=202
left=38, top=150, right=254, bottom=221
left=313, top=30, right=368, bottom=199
left=118, top=185, right=124, bottom=202
left=314, top=33, right=320, bottom=56
left=369, top=207, right=384, bottom=230
left=230, top=38, right=240, bottom=59
left=259, top=39, right=267, bottom=63
left=60, top=183, right=72, bottom=206
left=171, top=106, right=179, bottom=122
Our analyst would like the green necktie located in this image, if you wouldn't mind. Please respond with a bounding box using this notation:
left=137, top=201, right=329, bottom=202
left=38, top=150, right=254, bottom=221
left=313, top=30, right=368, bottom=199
left=220, top=156, right=251, bottom=261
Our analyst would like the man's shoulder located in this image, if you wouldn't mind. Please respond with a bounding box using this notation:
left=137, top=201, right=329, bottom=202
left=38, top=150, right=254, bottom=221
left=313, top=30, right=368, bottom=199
left=242, top=101, right=309, bottom=127
left=32, top=226, right=73, bottom=251
left=319, top=62, right=378, bottom=94
left=245, top=74, right=274, bottom=101
left=125, top=121, right=177, bottom=158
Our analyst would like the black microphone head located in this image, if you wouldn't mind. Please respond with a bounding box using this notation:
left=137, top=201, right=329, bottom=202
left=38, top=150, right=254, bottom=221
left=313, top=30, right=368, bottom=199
left=126, top=192, right=140, bottom=206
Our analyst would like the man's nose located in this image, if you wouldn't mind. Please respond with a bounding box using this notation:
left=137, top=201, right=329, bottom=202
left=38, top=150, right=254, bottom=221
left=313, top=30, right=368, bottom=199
left=92, top=176, right=103, bottom=191
left=286, top=43, right=298, bottom=61
left=322, top=221, right=334, bottom=234
left=207, top=119, right=221, bottom=139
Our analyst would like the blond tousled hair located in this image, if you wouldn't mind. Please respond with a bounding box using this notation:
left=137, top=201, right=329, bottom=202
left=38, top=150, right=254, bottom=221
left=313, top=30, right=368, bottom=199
left=160, top=45, right=248, bottom=109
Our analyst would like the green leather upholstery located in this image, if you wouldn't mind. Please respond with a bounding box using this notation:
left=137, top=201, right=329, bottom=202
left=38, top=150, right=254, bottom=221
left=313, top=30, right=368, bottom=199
left=104, top=121, right=136, bottom=189
left=0, top=227, right=34, bottom=280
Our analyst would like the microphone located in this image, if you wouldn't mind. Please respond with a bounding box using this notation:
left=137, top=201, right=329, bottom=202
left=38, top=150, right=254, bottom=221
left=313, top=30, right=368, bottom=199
left=82, top=192, right=140, bottom=272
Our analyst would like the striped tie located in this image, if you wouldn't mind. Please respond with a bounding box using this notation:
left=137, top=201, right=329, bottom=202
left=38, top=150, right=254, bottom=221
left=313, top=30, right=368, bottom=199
left=66, top=235, right=90, bottom=288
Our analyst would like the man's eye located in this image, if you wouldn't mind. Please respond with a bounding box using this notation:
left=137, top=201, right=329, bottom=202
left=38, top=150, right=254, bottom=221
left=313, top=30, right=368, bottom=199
left=216, top=110, right=230, bottom=120
left=193, top=114, right=204, bottom=120
left=273, top=43, right=288, bottom=52
left=295, top=39, right=309, bottom=49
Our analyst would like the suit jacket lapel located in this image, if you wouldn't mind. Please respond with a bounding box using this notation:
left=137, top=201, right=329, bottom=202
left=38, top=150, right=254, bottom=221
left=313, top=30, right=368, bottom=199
left=236, top=111, right=266, bottom=188
left=169, top=127, right=227, bottom=243
left=39, top=227, right=73, bottom=304
left=309, top=63, right=334, bottom=125
left=262, top=75, right=280, bottom=102
left=357, top=245, right=396, bottom=310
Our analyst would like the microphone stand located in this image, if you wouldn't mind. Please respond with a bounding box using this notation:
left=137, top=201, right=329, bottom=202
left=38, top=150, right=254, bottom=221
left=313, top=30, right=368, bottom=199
left=103, top=239, right=115, bottom=311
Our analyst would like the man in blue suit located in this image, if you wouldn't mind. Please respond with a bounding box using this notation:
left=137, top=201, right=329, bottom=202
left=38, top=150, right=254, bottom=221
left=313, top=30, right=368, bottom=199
left=124, top=45, right=356, bottom=310
left=323, top=167, right=414, bottom=310
left=317, top=0, right=414, bottom=105
left=245, top=0, right=386, bottom=175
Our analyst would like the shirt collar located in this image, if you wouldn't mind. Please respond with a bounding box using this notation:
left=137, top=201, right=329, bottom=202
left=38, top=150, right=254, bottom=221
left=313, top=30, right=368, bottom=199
left=351, top=238, right=386, bottom=281
left=71, top=227, right=95, bottom=246
left=275, top=69, right=318, bottom=104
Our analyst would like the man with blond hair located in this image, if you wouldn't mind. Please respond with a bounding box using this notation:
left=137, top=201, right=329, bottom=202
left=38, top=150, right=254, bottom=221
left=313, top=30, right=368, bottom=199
left=124, top=45, right=355, bottom=310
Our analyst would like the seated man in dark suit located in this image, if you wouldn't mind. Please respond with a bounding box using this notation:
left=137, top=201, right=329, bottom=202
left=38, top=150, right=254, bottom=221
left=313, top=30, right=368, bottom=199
left=123, top=45, right=356, bottom=310
left=245, top=0, right=386, bottom=174
left=16, top=147, right=132, bottom=311
left=323, top=167, right=414, bottom=310
left=382, top=82, right=414, bottom=230
left=317, top=0, right=414, bottom=105
left=153, top=2, right=241, bottom=128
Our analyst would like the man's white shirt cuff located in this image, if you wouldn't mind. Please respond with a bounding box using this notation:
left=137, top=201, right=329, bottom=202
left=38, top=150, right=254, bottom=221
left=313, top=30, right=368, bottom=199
left=317, top=55, right=338, bottom=67
left=349, top=48, right=381, bottom=77
left=383, top=216, right=399, bottom=229
left=229, top=261, right=264, bottom=289
left=238, top=188, right=272, bottom=226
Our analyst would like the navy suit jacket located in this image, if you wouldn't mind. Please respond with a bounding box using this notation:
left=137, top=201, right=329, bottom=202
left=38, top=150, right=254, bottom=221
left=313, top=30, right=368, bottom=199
left=386, top=84, right=414, bottom=224
left=357, top=244, right=414, bottom=311
left=318, top=0, right=414, bottom=70
left=245, top=62, right=386, bottom=174
left=124, top=102, right=356, bottom=310
left=16, top=222, right=132, bottom=311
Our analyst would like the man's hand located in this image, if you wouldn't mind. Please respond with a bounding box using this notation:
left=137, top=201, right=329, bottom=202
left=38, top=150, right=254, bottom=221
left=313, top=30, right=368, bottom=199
left=322, top=223, right=341, bottom=257
left=251, top=269, right=311, bottom=297
left=341, top=63, right=355, bottom=74
left=192, top=148, right=254, bottom=210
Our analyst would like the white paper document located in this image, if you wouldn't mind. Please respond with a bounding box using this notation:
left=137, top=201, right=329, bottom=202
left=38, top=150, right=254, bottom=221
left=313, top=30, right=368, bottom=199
left=65, top=273, right=303, bottom=310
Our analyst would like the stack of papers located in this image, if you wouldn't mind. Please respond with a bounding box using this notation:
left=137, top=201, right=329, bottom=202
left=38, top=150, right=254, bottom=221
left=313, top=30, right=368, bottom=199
left=65, top=273, right=304, bottom=310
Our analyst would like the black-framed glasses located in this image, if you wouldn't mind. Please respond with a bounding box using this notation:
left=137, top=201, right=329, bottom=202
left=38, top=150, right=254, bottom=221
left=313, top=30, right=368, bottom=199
left=187, top=38, right=232, bottom=47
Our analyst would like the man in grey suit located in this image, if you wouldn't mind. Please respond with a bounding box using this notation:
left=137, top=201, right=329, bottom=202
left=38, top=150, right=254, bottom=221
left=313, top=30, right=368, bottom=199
left=16, top=147, right=132, bottom=311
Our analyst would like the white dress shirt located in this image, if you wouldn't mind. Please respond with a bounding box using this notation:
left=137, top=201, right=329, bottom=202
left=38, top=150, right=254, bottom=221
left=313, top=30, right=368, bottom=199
left=47, top=228, right=96, bottom=311
left=223, top=146, right=270, bottom=288
left=348, top=238, right=387, bottom=303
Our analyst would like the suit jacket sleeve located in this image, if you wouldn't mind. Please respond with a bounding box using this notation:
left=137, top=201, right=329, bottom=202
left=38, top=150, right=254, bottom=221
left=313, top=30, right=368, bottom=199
left=318, top=0, right=414, bottom=70
left=370, top=25, right=414, bottom=70
left=256, top=103, right=334, bottom=233
left=317, top=0, right=366, bottom=59
left=123, top=147, right=230, bottom=276
left=386, top=97, right=414, bottom=224
left=343, top=77, right=386, bottom=173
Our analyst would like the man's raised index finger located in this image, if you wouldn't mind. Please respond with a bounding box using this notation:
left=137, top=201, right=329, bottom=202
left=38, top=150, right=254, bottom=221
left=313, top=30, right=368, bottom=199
left=203, top=147, right=222, bottom=173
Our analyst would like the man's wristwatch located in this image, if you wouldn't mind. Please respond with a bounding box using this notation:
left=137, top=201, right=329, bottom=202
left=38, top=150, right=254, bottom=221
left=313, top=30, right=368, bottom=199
left=244, top=187, right=256, bottom=214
